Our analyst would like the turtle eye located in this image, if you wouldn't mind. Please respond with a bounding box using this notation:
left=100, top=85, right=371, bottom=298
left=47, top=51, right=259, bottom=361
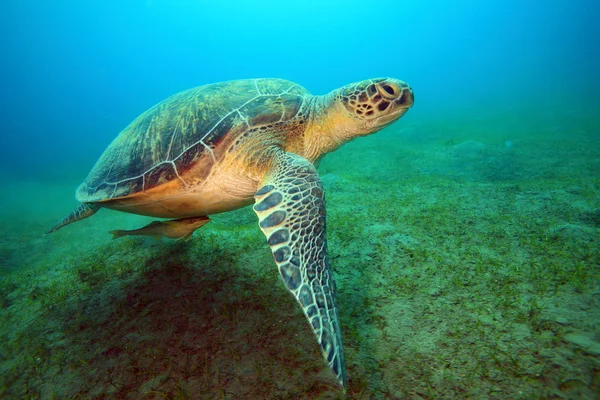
left=381, top=84, right=395, bottom=95
left=377, top=82, right=401, bottom=100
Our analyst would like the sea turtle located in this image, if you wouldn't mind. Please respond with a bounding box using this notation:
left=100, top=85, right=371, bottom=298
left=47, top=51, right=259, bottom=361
left=47, top=77, right=414, bottom=388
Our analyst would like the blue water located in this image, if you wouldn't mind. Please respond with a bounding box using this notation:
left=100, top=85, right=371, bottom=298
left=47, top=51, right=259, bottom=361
left=1, top=0, right=598, bottom=179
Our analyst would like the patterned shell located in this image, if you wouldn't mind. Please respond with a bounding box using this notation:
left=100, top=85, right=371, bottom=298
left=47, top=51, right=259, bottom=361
left=76, top=79, right=310, bottom=202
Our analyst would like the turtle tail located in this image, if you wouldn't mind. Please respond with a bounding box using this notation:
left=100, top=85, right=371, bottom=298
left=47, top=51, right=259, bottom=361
left=46, top=203, right=101, bottom=234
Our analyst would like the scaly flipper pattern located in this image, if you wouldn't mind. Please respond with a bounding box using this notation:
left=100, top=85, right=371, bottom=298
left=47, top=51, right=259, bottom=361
left=253, top=151, right=346, bottom=387
left=46, top=203, right=101, bottom=234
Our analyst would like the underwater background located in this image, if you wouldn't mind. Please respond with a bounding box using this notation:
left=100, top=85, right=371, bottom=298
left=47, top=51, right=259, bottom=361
left=1, top=0, right=599, bottom=398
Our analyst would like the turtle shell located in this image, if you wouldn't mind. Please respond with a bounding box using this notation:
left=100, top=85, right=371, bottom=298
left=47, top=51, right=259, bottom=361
left=77, top=79, right=310, bottom=202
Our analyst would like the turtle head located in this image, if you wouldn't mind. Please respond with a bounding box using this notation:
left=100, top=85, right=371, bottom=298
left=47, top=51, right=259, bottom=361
left=301, top=78, right=413, bottom=162
left=336, top=78, right=414, bottom=136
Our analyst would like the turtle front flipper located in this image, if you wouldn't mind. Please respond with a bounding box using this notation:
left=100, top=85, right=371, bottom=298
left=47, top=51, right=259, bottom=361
left=253, top=151, right=347, bottom=388
left=46, top=203, right=101, bottom=234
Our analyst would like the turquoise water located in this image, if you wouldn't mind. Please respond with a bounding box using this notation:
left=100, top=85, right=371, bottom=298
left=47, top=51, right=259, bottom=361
left=1, top=1, right=599, bottom=398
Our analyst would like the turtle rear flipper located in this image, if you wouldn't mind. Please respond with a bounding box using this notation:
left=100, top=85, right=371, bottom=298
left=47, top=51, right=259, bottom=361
left=253, top=151, right=347, bottom=388
left=46, top=203, right=100, bottom=234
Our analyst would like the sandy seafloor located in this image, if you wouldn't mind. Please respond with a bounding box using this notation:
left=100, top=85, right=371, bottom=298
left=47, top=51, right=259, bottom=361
left=0, top=105, right=599, bottom=399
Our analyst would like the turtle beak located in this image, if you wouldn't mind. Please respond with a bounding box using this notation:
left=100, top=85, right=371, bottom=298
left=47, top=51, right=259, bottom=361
left=377, top=106, right=409, bottom=125
left=396, top=86, right=414, bottom=108
left=376, top=84, right=414, bottom=125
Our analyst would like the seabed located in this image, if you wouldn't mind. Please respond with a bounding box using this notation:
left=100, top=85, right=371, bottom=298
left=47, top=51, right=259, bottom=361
left=1, top=106, right=599, bottom=399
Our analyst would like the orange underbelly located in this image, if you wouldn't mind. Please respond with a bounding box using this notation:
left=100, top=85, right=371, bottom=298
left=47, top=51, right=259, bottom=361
left=102, top=175, right=258, bottom=218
